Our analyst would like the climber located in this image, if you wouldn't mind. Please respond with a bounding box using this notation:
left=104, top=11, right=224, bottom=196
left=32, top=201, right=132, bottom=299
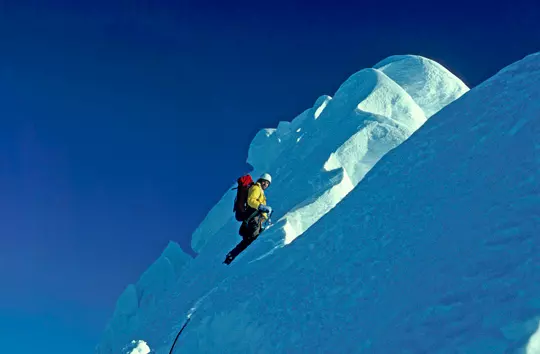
left=224, top=173, right=273, bottom=265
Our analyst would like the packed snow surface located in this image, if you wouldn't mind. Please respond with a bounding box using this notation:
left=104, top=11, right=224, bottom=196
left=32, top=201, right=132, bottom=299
left=97, top=52, right=540, bottom=353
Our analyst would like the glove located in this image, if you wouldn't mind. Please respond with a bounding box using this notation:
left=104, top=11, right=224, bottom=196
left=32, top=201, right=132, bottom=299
left=258, top=204, right=272, bottom=214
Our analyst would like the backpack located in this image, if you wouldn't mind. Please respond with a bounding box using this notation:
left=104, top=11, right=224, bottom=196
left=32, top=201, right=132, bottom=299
left=232, top=174, right=254, bottom=221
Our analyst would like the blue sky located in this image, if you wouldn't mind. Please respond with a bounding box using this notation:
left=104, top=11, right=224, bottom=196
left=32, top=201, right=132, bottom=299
left=0, top=0, right=538, bottom=352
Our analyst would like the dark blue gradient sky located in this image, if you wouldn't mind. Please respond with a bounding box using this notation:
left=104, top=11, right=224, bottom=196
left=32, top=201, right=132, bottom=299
left=0, top=0, right=538, bottom=352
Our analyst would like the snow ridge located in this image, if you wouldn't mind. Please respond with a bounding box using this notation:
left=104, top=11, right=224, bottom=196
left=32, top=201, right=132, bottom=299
left=96, top=53, right=473, bottom=353
left=191, top=55, right=468, bottom=253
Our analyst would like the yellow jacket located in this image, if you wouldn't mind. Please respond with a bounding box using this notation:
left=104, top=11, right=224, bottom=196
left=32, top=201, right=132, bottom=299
left=247, top=182, right=268, bottom=219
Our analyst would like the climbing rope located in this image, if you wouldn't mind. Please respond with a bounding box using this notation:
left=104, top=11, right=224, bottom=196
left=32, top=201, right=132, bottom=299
left=168, top=317, right=191, bottom=354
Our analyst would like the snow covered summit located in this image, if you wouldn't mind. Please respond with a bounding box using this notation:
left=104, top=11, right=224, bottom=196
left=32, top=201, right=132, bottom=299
left=94, top=51, right=540, bottom=353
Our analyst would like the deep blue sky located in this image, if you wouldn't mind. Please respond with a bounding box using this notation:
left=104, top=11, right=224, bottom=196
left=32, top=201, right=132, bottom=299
left=0, top=0, right=538, bottom=352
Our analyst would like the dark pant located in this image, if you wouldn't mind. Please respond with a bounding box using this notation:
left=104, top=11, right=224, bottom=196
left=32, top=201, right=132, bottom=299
left=224, top=237, right=256, bottom=263
left=224, top=213, right=263, bottom=264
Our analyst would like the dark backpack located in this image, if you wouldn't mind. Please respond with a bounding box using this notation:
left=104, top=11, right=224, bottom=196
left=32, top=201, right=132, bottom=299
left=233, top=174, right=254, bottom=221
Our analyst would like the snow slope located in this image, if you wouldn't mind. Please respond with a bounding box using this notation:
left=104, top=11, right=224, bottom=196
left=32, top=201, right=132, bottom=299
left=93, top=52, right=535, bottom=353
left=171, top=52, right=540, bottom=353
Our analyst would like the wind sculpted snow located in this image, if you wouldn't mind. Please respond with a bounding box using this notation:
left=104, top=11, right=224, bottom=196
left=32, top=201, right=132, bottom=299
left=374, top=55, right=469, bottom=118
left=96, top=54, right=475, bottom=353
left=191, top=55, right=468, bottom=253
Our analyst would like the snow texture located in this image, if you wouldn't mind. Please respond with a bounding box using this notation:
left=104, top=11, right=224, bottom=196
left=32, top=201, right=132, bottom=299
left=374, top=55, right=469, bottom=118
left=97, top=52, right=540, bottom=353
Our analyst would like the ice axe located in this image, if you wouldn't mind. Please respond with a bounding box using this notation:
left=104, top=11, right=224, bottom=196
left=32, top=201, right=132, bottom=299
left=262, top=210, right=274, bottom=231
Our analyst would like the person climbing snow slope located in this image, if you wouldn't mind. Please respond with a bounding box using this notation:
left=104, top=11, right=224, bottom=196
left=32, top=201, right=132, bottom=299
left=224, top=173, right=273, bottom=265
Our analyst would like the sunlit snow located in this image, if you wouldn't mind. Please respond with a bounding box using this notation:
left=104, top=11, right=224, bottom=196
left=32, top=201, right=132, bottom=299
left=96, top=52, right=540, bottom=354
